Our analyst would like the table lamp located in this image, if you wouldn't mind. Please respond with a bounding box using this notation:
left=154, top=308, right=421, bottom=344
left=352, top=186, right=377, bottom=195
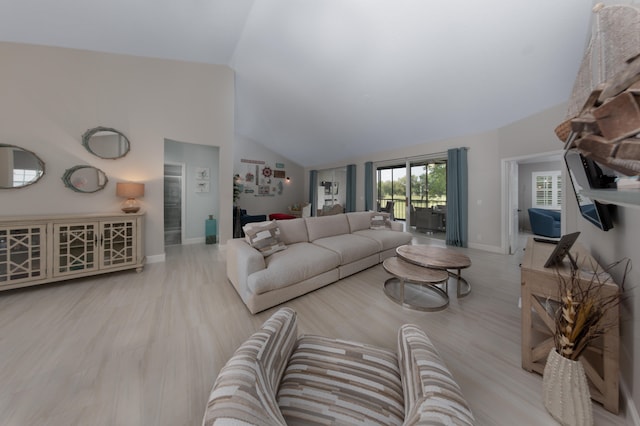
left=116, top=182, right=145, bottom=213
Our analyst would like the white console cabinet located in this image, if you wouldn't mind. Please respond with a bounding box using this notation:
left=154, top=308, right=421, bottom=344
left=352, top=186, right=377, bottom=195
left=0, top=212, right=144, bottom=291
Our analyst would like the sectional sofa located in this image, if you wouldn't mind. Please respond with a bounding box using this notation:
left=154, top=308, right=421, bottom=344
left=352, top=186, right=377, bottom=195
left=226, top=211, right=413, bottom=314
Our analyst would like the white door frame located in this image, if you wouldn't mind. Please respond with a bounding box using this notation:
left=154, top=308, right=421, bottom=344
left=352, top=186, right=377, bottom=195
left=500, top=150, right=564, bottom=254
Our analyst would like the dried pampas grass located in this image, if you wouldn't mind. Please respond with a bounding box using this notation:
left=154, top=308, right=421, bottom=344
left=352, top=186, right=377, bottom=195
left=552, top=258, right=630, bottom=361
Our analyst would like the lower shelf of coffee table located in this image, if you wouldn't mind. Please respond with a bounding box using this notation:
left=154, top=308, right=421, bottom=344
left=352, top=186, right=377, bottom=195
left=383, top=278, right=449, bottom=312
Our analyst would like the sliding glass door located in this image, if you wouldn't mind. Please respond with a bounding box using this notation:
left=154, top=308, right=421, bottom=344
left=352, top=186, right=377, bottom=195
left=377, top=156, right=447, bottom=234
left=376, top=166, right=406, bottom=220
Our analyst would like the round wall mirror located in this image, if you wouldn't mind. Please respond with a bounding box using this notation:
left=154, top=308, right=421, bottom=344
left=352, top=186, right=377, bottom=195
left=0, top=143, right=46, bottom=189
left=62, top=165, right=108, bottom=193
left=82, top=127, right=130, bottom=159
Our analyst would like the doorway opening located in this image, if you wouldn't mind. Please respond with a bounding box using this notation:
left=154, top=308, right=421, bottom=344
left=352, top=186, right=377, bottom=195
left=316, top=167, right=346, bottom=216
left=164, top=163, right=185, bottom=246
left=502, top=151, right=564, bottom=255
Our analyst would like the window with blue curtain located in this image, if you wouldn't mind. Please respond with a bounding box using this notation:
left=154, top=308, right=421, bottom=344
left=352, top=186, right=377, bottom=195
left=445, top=148, right=468, bottom=247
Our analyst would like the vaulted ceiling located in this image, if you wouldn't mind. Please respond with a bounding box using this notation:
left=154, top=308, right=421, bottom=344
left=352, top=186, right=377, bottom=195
left=0, top=0, right=595, bottom=167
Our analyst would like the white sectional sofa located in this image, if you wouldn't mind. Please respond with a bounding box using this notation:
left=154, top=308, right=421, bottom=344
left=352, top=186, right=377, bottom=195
left=226, top=211, right=413, bottom=314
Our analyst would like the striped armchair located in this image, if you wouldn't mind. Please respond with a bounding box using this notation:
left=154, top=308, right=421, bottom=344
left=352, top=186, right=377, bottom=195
left=203, top=308, right=474, bottom=425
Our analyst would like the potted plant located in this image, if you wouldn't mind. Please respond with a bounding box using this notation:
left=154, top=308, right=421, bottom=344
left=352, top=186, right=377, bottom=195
left=542, top=259, right=627, bottom=426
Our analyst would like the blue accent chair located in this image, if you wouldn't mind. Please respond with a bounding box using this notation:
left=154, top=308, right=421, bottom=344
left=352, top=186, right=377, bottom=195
left=528, top=208, right=561, bottom=238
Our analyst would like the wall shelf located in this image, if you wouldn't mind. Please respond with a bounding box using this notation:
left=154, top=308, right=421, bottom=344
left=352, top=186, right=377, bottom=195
left=581, top=188, right=640, bottom=209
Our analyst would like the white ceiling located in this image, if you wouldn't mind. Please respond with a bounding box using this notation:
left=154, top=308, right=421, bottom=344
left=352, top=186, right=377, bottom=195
left=0, top=0, right=594, bottom=167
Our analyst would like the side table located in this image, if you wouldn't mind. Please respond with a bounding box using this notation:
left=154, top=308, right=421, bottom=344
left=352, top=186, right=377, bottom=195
left=520, top=237, right=620, bottom=413
left=396, top=245, right=472, bottom=297
left=382, top=257, right=450, bottom=311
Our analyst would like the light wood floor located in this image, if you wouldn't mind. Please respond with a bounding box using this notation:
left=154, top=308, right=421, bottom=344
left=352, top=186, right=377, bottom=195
left=0, top=235, right=627, bottom=425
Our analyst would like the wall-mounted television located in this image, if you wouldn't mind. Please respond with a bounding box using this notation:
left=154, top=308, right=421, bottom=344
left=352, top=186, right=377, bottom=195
left=564, top=149, right=615, bottom=231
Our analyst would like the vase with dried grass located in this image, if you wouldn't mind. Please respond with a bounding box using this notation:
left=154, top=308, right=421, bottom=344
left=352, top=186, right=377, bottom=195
left=542, top=258, right=627, bottom=426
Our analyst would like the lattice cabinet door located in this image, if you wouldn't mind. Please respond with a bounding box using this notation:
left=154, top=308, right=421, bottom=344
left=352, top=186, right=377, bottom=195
left=100, top=219, right=136, bottom=269
left=0, top=224, right=46, bottom=286
left=53, top=222, right=99, bottom=277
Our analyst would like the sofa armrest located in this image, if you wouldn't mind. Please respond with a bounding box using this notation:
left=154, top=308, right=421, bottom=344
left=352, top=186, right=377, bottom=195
left=390, top=221, right=403, bottom=232
left=398, top=324, right=474, bottom=425
left=227, top=238, right=266, bottom=296
left=202, top=308, right=297, bottom=426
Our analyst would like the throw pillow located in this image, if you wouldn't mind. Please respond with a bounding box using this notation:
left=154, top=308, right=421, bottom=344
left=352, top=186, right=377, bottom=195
left=370, top=212, right=392, bottom=230
left=244, top=221, right=287, bottom=257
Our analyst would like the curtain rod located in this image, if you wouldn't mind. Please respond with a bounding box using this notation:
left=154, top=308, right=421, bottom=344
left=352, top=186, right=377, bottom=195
left=373, top=147, right=470, bottom=168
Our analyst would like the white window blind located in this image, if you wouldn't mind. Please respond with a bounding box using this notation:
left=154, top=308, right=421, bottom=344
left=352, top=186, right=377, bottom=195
left=532, top=171, right=562, bottom=209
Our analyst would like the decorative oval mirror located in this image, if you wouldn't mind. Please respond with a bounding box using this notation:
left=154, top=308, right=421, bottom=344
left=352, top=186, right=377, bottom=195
left=0, top=143, right=46, bottom=189
left=82, top=127, right=130, bottom=159
left=62, top=165, right=108, bottom=193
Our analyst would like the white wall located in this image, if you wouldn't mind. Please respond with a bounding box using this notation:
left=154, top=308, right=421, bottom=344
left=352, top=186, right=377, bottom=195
left=233, top=134, right=305, bottom=217
left=164, top=139, right=220, bottom=243
left=306, top=104, right=567, bottom=252
left=569, top=1, right=640, bottom=415
left=0, top=42, right=235, bottom=258
left=306, top=128, right=504, bottom=251
left=578, top=205, right=640, bottom=421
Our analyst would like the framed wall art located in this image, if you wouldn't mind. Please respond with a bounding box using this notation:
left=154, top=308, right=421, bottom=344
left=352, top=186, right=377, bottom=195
left=195, top=167, right=210, bottom=180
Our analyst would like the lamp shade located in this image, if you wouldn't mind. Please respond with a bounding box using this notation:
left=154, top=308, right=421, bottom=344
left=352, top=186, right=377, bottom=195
left=116, top=182, right=144, bottom=198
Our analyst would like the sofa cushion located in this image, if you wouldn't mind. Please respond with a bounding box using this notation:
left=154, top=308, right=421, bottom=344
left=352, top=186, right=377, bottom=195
left=277, top=334, right=404, bottom=425
left=312, top=234, right=381, bottom=265
left=354, top=229, right=413, bottom=251
left=305, top=214, right=350, bottom=241
left=346, top=211, right=375, bottom=232
left=248, top=243, right=340, bottom=295
left=202, top=308, right=298, bottom=426
left=275, top=218, right=309, bottom=245
left=243, top=221, right=287, bottom=257
left=371, top=212, right=392, bottom=230
left=398, top=324, right=474, bottom=425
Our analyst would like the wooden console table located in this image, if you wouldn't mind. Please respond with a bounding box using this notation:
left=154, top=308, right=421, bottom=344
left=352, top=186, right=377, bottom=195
left=521, top=238, right=620, bottom=413
left=0, top=212, right=145, bottom=291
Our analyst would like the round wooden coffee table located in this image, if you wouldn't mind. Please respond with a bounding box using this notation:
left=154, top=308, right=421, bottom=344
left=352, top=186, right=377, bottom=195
left=382, top=257, right=450, bottom=311
left=396, top=245, right=472, bottom=297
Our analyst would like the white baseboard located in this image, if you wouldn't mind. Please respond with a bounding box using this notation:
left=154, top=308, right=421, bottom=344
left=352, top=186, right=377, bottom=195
left=146, top=254, right=166, bottom=264
left=467, top=241, right=503, bottom=253
left=183, top=237, right=205, bottom=245
left=621, top=379, right=640, bottom=425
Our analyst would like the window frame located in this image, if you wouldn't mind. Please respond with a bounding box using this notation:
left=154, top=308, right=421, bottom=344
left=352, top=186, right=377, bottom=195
left=532, top=171, right=562, bottom=210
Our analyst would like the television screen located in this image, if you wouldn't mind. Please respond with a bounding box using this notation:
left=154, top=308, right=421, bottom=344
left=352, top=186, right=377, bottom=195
left=564, top=150, right=614, bottom=231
